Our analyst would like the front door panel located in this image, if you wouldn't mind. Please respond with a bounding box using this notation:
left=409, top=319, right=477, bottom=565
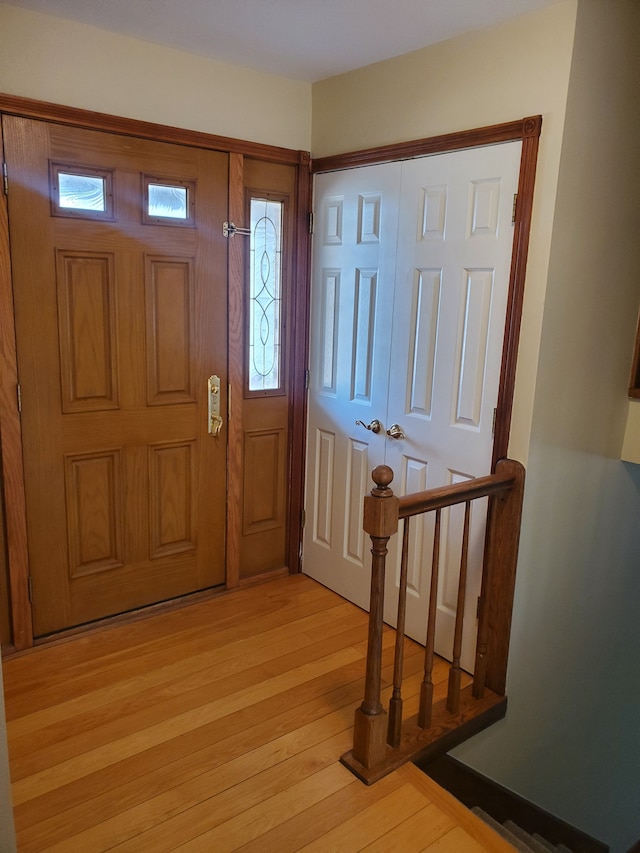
left=4, top=116, right=229, bottom=636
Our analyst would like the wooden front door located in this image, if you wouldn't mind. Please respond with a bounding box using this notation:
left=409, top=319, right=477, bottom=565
left=3, top=116, right=229, bottom=637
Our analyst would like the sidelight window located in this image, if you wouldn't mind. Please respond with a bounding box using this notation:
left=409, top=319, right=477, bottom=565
left=248, top=197, right=284, bottom=393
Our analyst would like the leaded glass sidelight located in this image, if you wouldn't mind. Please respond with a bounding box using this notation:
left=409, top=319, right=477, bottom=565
left=248, top=198, right=284, bottom=392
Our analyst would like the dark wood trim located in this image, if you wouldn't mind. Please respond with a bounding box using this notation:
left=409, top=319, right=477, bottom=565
left=626, top=841, right=640, bottom=853
left=0, top=120, right=33, bottom=651
left=342, top=688, right=507, bottom=785
left=312, top=115, right=542, bottom=173
left=493, top=120, right=542, bottom=463
left=312, top=116, right=542, bottom=472
left=287, top=152, right=312, bottom=573
left=0, top=93, right=305, bottom=165
left=481, top=459, right=525, bottom=696
left=628, top=309, right=640, bottom=398
left=417, top=754, right=609, bottom=853
left=238, top=565, right=290, bottom=588
left=226, top=152, right=245, bottom=590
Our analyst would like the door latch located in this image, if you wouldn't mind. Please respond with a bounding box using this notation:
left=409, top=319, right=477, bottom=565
left=355, top=418, right=383, bottom=434
left=386, top=423, right=405, bottom=440
left=208, top=375, right=223, bottom=436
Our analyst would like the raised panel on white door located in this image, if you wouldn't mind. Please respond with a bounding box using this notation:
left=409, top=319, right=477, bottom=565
left=312, top=428, right=335, bottom=548
left=453, top=267, right=494, bottom=429
left=420, top=185, right=447, bottom=240
left=407, top=268, right=441, bottom=418
left=324, top=197, right=343, bottom=245
left=468, top=178, right=501, bottom=237
left=352, top=269, right=377, bottom=403
left=358, top=193, right=382, bottom=244
left=319, top=270, right=340, bottom=394
left=344, top=438, right=370, bottom=565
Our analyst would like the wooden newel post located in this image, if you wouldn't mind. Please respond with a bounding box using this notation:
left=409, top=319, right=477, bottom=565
left=352, top=465, right=399, bottom=769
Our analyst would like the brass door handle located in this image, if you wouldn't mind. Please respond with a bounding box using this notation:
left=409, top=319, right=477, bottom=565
left=355, top=418, right=383, bottom=434
left=208, top=375, right=223, bottom=436
left=386, top=423, right=405, bottom=440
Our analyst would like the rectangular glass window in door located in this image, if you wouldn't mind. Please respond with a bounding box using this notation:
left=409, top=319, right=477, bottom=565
left=248, top=198, right=284, bottom=393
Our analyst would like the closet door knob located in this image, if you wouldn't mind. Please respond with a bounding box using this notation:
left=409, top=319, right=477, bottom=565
left=386, top=423, right=405, bottom=440
left=355, top=418, right=383, bottom=434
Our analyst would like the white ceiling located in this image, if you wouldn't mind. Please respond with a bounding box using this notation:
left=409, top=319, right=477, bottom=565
left=5, top=0, right=565, bottom=82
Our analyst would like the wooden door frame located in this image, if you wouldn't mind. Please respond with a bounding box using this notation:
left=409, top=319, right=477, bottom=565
left=311, top=116, right=542, bottom=468
left=0, top=94, right=311, bottom=651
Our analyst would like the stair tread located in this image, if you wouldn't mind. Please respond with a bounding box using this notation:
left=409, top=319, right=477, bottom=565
left=504, top=820, right=556, bottom=853
left=471, top=807, right=536, bottom=852
left=531, top=833, right=558, bottom=852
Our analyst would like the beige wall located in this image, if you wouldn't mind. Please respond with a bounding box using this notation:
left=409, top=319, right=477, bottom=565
left=0, top=3, right=312, bottom=151
left=312, top=1, right=578, bottom=466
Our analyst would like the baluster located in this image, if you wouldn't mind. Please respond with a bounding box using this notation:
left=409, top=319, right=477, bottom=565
left=388, top=517, right=410, bottom=748
left=419, top=508, right=441, bottom=729
left=447, top=501, right=471, bottom=714
left=352, top=465, right=399, bottom=769
left=473, top=498, right=491, bottom=699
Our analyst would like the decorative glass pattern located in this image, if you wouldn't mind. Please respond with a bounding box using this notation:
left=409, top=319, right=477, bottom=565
left=58, top=173, right=106, bottom=211
left=249, top=198, right=283, bottom=392
left=148, top=184, right=188, bottom=219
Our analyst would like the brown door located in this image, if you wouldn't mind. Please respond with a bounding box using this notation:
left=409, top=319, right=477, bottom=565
left=3, top=116, right=229, bottom=637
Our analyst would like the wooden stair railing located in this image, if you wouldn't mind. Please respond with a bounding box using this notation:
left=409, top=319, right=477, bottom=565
left=341, top=458, right=525, bottom=784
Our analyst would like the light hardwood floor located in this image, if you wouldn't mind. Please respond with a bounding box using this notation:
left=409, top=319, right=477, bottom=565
left=2, top=573, right=514, bottom=851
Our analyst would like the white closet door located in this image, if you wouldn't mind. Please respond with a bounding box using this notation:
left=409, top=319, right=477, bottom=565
left=385, top=141, right=522, bottom=671
left=304, top=162, right=401, bottom=610
left=305, top=141, right=521, bottom=674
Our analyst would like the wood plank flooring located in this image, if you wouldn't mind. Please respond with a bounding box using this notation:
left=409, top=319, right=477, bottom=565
left=2, top=574, right=514, bottom=851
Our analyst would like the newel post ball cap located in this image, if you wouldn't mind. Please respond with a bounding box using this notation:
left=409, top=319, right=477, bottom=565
left=371, top=465, right=394, bottom=495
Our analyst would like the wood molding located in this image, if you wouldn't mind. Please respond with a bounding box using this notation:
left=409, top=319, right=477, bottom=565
left=226, top=152, right=245, bottom=590
left=0, top=121, right=33, bottom=650
left=628, top=309, right=640, bottom=398
left=286, top=154, right=312, bottom=573
left=482, top=459, right=525, bottom=695
left=493, top=123, right=542, bottom=463
left=0, top=93, right=307, bottom=165
left=312, top=116, right=542, bottom=173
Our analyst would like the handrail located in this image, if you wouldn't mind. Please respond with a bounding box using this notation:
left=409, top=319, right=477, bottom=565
left=397, top=468, right=517, bottom=518
left=341, top=458, right=525, bottom=785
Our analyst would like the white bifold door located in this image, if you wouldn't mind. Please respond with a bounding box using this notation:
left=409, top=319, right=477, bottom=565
left=304, top=141, right=522, bottom=673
